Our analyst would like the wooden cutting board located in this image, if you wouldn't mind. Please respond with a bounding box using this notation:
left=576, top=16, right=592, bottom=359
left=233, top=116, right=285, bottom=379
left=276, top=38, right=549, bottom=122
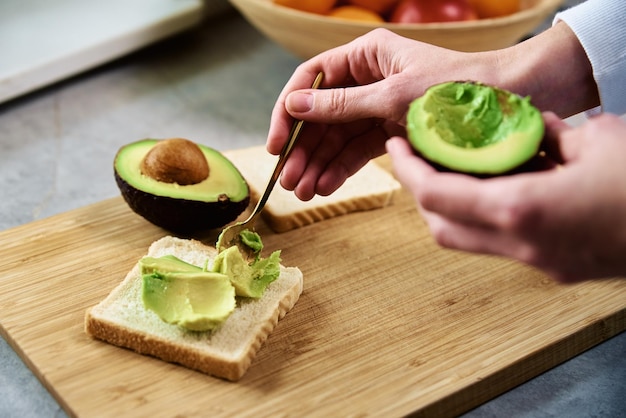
left=0, top=155, right=624, bottom=417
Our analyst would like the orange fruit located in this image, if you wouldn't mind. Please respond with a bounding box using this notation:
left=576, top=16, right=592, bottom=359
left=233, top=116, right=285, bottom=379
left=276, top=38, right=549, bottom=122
left=274, top=0, right=337, bottom=15
left=347, top=0, right=399, bottom=14
left=328, top=5, right=385, bottom=22
left=468, top=0, right=519, bottom=18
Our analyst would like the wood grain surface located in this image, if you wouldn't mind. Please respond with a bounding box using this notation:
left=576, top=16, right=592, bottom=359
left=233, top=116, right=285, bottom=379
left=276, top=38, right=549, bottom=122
left=0, top=156, right=624, bottom=417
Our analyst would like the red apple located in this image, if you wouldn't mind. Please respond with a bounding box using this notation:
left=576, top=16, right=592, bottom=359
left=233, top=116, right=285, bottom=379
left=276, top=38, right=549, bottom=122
left=390, top=0, right=478, bottom=23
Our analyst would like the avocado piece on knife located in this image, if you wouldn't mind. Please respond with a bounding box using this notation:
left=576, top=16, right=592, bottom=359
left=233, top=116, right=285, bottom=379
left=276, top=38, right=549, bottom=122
left=212, top=244, right=281, bottom=298
left=406, top=81, right=544, bottom=175
left=114, top=138, right=250, bottom=234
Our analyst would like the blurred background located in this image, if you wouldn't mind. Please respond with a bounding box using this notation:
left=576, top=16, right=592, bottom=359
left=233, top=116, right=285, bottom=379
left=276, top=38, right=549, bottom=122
left=1, top=0, right=565, bottom=105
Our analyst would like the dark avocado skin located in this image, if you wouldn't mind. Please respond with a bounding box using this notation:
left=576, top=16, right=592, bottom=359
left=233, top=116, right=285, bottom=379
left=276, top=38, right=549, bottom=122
left=115, top=171, right=250, bottom=234
left=421, top=151, right=554, bottom=179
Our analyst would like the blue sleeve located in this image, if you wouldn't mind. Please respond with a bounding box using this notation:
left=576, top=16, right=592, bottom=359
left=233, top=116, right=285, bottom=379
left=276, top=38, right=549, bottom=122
left=554, top=0, right=626, bottom=115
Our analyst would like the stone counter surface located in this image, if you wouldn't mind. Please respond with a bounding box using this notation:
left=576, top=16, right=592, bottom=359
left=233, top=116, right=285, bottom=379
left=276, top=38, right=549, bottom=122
left=1, top=4, right=624, bottom=418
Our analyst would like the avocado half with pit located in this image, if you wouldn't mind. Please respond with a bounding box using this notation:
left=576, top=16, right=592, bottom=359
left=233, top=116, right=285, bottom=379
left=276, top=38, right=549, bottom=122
left=114, top=138, right=250, bottom=234
left=407, top=81, right=544, bottom=175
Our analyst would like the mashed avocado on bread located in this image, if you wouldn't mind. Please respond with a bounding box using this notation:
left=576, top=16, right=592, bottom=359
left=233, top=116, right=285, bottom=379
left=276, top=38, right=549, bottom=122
left=140, top=230, right=280, bottom=332
left=407, top=81, right=544, bottom=175
left=85, top=236, right=303, bottom=381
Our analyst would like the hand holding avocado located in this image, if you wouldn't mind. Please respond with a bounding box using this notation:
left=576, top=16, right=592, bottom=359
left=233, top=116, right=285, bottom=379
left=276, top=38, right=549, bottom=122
left=266, top=1, right=626, bottom=282
left=387, top=112, right=626, bottom=283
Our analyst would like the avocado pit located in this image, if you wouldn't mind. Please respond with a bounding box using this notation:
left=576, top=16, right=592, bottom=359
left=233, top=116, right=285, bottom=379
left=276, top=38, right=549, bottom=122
left=140, top=138, right=209, bottom=185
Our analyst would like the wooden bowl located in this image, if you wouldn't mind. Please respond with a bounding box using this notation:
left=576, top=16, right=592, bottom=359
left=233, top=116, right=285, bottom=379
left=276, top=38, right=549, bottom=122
left=228, top=0, right=563, bottom=59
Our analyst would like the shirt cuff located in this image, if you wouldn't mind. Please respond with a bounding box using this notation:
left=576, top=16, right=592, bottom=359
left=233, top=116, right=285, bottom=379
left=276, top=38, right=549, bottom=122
left=553, top=0, right=626, bottom=116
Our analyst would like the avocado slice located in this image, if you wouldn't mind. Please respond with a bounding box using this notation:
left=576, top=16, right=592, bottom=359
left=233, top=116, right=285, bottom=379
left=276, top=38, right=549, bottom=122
left=406, top=81, right=544, bottom=175
left=139, top=255, right=204, bottom=275
left=114, top=138, right=250, bottom=233
left=142, top=270, right=236, bottom=331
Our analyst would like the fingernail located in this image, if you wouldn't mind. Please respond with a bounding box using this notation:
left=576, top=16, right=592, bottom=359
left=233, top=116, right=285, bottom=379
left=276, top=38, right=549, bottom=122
left=288, top=92, right=313, bottom=113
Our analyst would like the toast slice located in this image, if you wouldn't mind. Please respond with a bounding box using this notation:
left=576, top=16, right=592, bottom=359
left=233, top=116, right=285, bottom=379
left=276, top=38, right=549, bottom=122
left=224, top=146, right=401, bottom=232
left=85, top=236, right=303, bottom=381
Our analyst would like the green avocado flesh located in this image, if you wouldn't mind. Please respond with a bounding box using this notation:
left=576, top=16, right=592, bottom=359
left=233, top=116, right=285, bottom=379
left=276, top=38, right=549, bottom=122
left=139, top=245, right=281, bottom=331
left=142, top=270, right=236, bottom=332
left=139, top=255, right=203, bottom=274
left=212, top=246, right=281, bottom=298
left=407, top=81, right=544, bottom=174
left=239, top=229, right=264, bottom=253
left=114, top=139, right=250, bottom=233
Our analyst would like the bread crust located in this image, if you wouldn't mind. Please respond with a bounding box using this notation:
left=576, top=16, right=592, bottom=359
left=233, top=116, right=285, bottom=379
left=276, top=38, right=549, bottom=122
left=84, top=236, right=303, bottom=381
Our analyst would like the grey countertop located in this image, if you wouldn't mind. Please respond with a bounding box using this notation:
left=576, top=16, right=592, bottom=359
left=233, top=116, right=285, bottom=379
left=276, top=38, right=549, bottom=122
left=1, top=4, right=624, bottom=418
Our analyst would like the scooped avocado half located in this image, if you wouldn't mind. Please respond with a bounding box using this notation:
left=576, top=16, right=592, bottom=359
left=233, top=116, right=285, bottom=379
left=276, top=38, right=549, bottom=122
left=114, top=138, right=250, bottom=233
left=406, top=81, right=544, bottom=175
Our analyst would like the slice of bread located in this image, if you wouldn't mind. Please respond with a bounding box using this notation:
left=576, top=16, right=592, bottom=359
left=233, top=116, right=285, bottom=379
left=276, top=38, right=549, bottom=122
left=224, top=146, right=401, bottom=232
left=84, top=236, right=303, bottom=381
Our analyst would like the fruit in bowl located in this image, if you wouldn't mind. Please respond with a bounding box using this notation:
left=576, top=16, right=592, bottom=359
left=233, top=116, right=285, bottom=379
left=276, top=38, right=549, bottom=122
left=229, top=0, right=563, bottom=58
left=273, top=0, right=522, bottom=23
left=389, top=0, right=479, bottom=23
left=273, top=0, right=337, bottom=14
